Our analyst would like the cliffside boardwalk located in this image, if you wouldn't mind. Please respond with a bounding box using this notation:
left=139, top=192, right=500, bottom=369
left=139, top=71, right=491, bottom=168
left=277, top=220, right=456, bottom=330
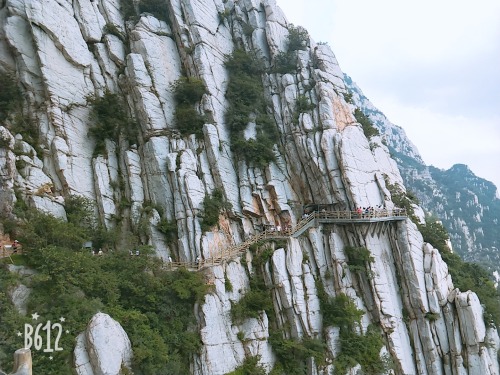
left=167, top=208, right=407, bottom=271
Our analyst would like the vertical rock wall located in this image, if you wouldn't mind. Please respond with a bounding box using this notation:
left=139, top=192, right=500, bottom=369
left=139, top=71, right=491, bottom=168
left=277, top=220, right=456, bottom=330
left=0, top=0, right=498, bottom=374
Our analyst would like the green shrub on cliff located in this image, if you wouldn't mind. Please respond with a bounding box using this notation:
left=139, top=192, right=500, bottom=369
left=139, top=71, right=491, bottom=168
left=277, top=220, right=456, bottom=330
left=225, top=356, right=266, bottom=375
left=199, top=188, right=232, bottom=231
left=287, top=24, right=309, bottom=51
left=344, top=246, right=374, bottom=274
left=225, top=49, right=278, bottom=167
left=0, top=72, right=22, bottom=120
left=172, top=77, right=207, bottom=138
left=139, top=0, right=170, bottom=21
left=333, top=325, right=387, bottom=375
left=87, top=90, right=138, bottom=155
left=418, top=216, right=449, bottom=253
left=269, top=333, right=327, bottom=375
left=0, top=207, right=211, bottom=374
left=271, top=24, right=309, bottom=74
left=354, top=108, right=379, bottom=139
left=440, top=250, right=500, bottom=326
left=315, top=280, right=387, bottom=374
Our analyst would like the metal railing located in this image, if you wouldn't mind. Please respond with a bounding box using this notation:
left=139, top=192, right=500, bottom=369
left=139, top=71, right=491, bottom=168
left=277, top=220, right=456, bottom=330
left=165, top=208, right=407, bottom=271
left=314, top=208, right=407, bottom=220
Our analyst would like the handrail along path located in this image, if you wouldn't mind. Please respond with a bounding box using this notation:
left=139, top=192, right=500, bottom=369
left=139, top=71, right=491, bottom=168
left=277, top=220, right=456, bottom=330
left=167, top=209, right=407, bottom=271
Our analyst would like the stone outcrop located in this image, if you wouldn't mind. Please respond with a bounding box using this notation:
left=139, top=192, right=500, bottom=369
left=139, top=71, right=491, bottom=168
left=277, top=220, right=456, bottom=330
left=5, top=265, right=35, bottom=316
left=74, top=313, right=133, bottom=375
left=2, top=348, right=32, bottom=375
left=0, top=1, right=498, bottom=374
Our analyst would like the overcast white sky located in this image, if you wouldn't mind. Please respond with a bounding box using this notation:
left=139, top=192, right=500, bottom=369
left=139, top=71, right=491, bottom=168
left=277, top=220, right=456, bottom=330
left=276, top=0, right=500, bottom=190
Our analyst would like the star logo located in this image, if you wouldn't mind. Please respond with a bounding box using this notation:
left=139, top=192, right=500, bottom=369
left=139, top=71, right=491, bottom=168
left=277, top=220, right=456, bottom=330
left=18, top=313, right=67, bottom=354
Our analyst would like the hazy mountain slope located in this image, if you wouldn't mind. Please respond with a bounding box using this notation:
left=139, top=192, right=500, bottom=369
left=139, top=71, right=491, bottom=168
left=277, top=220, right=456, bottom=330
left=345, top=75, right=500, bottom=273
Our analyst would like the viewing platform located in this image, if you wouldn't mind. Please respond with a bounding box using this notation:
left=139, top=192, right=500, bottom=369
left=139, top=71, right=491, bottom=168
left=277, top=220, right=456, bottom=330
left=166, top=208, right=407, bottom=271
left=292, top=209, right=407, bottom=236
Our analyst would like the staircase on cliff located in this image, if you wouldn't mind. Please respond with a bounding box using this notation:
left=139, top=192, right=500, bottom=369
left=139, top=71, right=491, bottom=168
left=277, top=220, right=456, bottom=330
left=170, top=208, right=408, bottom=270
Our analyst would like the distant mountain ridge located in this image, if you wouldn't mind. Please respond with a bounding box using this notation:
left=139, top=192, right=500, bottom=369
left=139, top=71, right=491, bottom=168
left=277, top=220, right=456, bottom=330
left=345, top=74, right=500, bottom=273
left=1, top=1, right=499, bottom=372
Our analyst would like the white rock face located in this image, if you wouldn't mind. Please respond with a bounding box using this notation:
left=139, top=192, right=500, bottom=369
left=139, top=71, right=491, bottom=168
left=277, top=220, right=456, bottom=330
left=9, top=284, right=31, bottom=316
left=74, top=313, right=132, bottom=375
left=1, top=1, right=498, bottom=375
left=7, top=348, right=32, bottom=375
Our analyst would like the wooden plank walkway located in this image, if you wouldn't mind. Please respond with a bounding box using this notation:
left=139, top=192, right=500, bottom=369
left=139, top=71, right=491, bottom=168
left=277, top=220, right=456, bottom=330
left=166, top=209, right=407, bottom=271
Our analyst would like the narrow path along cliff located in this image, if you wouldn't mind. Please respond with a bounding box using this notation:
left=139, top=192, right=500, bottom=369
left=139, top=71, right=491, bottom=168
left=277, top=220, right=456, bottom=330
left=1, top=1, right=499, bottom=375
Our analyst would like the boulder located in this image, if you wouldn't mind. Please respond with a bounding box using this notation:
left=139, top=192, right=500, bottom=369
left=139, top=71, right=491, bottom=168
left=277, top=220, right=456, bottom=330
left=9, top=348, right=32, bottom=375
left=74, top=313, right=132, bottom=375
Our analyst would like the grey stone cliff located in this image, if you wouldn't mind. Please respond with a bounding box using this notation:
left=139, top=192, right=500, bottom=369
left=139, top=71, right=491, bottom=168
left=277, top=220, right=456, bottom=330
left=0, top=1, right=498, bottom=374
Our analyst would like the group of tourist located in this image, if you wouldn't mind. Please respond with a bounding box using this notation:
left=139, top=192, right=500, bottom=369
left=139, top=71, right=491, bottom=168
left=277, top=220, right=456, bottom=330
left=355, top=205, right=405, bottom=217
left=299, top=205, right=405, bottom=220
left=0, top=240, right=21, bottom=256
left=354, top=205, right=384, bottom=218
left=264, top=224, right=293, bottom=233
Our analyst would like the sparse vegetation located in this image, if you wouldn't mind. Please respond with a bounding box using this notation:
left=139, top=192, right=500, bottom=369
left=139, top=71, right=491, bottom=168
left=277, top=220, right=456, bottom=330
left=271, top=25, right=309, bottom=74
left=218, top=9, right=231, bottom=24
left=139, top=0, right=170, bottom=22
left=354, top=108, right=380, bottom=139
left=272, top=51, right=298, bottom=74
left=225, top=49, right=278, bottom=167
left=104, top=23, right=125, bottom=41
left=231, top=277, right=273, bottom=323
left=293, top=94, right=316, bottom=124
left=172, top=77, right=207, bottom=138
left=250, top=242, right=274, bottom=267
left=87, top=90, right=138, bottom=156
left=343, top=92, right=353, bottom=104
left=236, top=331, right=245, bottom=341
left=157, top=218, right=178, bottom=245
left=440, top=250, right=500, bottom=326
left=287, top=25, right=309, bottom=51
left=225, top=355, right=266, bottom=375
left=344, top=246, right=374, bottom=274
left=242, top=23, right=254, bottom=37
left=225, top=275, right=233, bottom=292
left=199, top=189, right=232, bottom=232
left=316, top=281, right=364, bottom=330
left=295, top=94, right=316, bottom=113
left=419, top=216, right=449, bottom=253
left=425, top=312, right=440, bottom=321
left=119, top=0, right=136, bottom=20
left=315, top=280, right=387, bottom=374
left=0, top=72, right=22, bottom=120
left=8, top=110, right=41, bottom=155
left=385, top=178, right=419, bottom=222
left=269, top=334, right=328, bottom=375
left=333, top=325, right=387, bottom=375
left=388, top=169, right=500, bottom=327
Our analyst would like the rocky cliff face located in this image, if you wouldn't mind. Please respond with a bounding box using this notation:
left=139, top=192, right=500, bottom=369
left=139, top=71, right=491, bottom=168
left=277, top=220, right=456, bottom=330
left=0, top=1, right=499, bottom=374
left=345, top=76, right=500, bottom=276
